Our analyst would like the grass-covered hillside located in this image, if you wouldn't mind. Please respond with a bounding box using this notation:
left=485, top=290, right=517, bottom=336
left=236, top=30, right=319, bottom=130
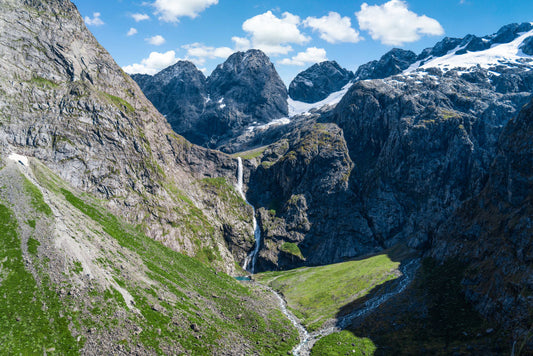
left=0, top=154, right=298, bottom=355
left=256, top=251, right=404, bottom=332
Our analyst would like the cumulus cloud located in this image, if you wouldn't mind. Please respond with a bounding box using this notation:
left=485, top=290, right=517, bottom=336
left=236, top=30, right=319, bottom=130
left=278, top=47, right=327, bottom=66
left=123, top=50, right=180, bottom=75
left=356, top=0, right=444, bottom=46
left=127, top=28, right=138, bottom=36
left=146, top=35, right=166, bottom=46
left=304, top=12, right=362, bottom=44
left=182, top=43, right=234, bottom=65
left=240, top=11, right=310, bottom=55
left=153, top=0, right=218, bottom=22
left=232, top=36, right=251, bottom=51
left=132, top=13, right=150, bottom=22
left=84, top=12, right=104, bottom=26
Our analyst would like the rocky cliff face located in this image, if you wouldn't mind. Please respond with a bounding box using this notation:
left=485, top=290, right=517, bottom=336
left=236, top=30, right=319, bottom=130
left=289, top=61, right=354, bottom=103
left=332, top=67, right=532, bottom=249
left=431, top=97, right=533, bottom=349
left=0, top=0, right=255, bottom=274
left=245, top=121, right=377, bottom=270
left=133, top=49, right=288, bottom=150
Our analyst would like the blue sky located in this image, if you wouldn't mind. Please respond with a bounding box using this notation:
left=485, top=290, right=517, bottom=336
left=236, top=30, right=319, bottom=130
left=73, top=0, right=533, bottom=85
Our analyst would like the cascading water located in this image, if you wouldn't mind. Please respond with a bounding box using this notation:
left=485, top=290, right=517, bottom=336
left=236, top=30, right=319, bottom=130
left=235, top=158, right=420, bottom=355
left=236, top=157, right=261, bottom=274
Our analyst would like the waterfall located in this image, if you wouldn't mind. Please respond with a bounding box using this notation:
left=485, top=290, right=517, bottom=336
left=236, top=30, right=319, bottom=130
left=236, top=157, right=261, bottom=274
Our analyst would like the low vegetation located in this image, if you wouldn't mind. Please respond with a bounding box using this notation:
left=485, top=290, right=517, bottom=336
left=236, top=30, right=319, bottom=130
left=0, top=202, right=78, bottom=354
left=25, top=161, right=298, bottom=354
left=256, top=253, right=400, bottom=331
left=311, top=330, right=376, bottom=356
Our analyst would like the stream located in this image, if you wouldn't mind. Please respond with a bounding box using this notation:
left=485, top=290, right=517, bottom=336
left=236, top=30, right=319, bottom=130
left=234, top=157, right=420, bottom=355
left=291, top=258, right=420, bottom=355
left=235, top=157, right=261, bottom=273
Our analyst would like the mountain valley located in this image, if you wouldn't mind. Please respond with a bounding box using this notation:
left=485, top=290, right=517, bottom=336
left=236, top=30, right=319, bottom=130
left=0, top=0, right=532, bottom=354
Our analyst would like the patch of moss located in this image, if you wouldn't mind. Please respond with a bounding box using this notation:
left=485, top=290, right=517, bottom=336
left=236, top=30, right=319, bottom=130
left=311, top=330, right=376, bottom=356
left=27, top=237, right=40, bottom=254
left=232, top=146, right=268, bottom=160
left=22, top=176, right=52, bottom=216
left=280, top=242, right=304, bottom=259
left=30, top=76, right=59, bottom=89
left=101, top=92, right=134, bottom=113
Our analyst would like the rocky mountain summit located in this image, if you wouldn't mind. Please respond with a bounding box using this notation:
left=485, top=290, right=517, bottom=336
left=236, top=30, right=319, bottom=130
left=354, top=22, right=533, bottom=81
left=288, top=61, right=354, bottom=103
left=131, top=61, right=207, bottom=138
left=354, top=48, right=417, bottom=80
left=133, top=50, right=288, bottom=150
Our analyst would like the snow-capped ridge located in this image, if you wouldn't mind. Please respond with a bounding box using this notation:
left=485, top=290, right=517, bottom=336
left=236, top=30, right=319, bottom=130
left=405, top=24, right=533, bottom=74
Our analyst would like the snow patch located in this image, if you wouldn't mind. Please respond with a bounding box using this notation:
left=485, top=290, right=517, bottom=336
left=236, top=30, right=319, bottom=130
left=8, top=153, right=28, bottom=166
left=288, top=82, right=353, bottom=117
left=246, top=117, right=291, bottom=132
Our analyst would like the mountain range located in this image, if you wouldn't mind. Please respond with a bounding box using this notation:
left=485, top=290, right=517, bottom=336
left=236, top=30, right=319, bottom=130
left=0, top=0, right=531, bottom=354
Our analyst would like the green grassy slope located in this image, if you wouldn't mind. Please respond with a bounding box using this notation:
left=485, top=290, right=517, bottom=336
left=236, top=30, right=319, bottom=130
left=0, top=158, right=298, bottom=355
left=256, top=253, right=400, bottom=331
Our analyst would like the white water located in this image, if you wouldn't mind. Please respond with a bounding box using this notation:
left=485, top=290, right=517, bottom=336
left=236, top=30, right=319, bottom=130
left=236, top=157, right=262, bottom=274
left=290, top=258, right=420, bottom=355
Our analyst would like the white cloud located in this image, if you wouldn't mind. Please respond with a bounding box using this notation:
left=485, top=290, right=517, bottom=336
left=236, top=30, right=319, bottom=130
left=241, top=11, right=310, bottom=55
left=153, top=0, right=218, bottom=22
left=356, top=0, right=444, bottom=46
left=304, top=12, right=362, bottom=44
left=127, top=28, right=138, bottom=36
left=232, top=36, right=251, bottom=51
left=132, top=13, right=150, bottom=22
left=84, top=12, right=104, bottom=26
left=182, top=43, right=234, bottom=65
left=146, top=35, right=166, bottom=46
left=123, top=50, right=180, bottom=75
left=278, top=47, right=327, bottom=66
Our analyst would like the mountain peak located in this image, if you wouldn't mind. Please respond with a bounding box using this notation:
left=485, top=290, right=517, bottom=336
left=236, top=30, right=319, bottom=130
left=289, top=61, right=354, bottom=103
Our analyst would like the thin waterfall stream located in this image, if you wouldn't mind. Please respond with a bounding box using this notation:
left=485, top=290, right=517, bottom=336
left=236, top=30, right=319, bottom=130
left=235, top=157, right=261, bottom=274
left=234, top=157, right=419, bottom=355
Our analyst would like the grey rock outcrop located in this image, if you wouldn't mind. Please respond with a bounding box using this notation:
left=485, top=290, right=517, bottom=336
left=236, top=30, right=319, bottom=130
left=521, top=36, right=533, bottom=55
left=288, top=61, right=354, bottom=103
left=332, top=67, right=532, bottom=250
